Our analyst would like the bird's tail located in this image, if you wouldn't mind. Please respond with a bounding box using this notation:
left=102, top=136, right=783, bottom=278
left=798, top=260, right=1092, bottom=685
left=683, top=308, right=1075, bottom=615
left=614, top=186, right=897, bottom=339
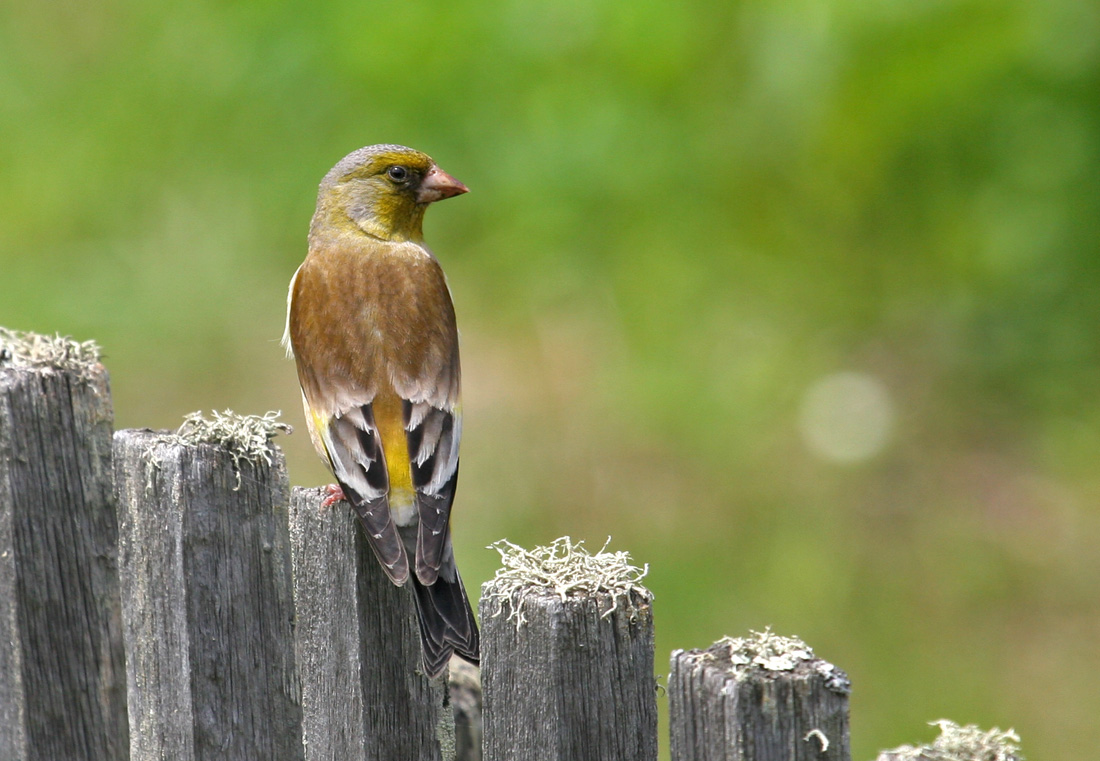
left=409, top=565, right=480, bottom=678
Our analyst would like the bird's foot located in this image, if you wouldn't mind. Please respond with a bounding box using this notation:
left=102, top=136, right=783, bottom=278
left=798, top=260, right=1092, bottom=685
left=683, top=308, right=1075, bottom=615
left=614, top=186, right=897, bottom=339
left=320, top=483, right=346, bottom=508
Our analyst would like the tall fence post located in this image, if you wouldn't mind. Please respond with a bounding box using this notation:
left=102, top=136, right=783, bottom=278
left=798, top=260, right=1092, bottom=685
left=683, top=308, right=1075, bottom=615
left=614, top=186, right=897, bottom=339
left=113, top=413, right=302, bottom=761
left=669, top=630, right=852, bottom=761
left=480, top=538, right=657, bottom=761
left=0, top=329, right=129, bottom=761
left=288, top=485, right=456, bottom=761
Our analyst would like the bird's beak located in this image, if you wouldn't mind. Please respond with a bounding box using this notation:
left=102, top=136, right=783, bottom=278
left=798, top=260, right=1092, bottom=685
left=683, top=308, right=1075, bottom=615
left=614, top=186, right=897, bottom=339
left=417, top=166, right=469, bottom=204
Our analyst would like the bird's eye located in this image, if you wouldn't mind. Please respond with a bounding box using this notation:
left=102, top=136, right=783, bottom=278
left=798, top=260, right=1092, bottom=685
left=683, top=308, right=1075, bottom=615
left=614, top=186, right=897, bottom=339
left=386, top=166, right=409, bottom=183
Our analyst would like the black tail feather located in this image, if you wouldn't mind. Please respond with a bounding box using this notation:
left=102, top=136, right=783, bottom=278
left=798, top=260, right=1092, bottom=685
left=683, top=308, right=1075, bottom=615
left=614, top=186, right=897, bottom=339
left=409, top=569, right=480, bottom=677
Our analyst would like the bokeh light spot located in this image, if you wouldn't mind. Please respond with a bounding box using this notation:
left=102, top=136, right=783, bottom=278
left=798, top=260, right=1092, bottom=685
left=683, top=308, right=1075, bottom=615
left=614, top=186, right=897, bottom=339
left=799, top=371, right=895, bottom=464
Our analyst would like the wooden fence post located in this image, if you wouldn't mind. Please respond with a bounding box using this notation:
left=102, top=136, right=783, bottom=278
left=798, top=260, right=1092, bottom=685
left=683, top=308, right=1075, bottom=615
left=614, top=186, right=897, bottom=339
left=449, top=659, right=483, bottom=761
left=0, top=329, right=129, bottom=761
left=288, top=485, right=456, bottom=761
left=480, top=538, right=657, bottom=761
left=113, top=414, right=302, bottom=761
left=669, top=630, right=851, bottom=761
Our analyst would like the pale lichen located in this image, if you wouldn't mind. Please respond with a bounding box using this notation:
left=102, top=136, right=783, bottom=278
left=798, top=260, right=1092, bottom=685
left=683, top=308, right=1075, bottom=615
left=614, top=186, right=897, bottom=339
left=484, top=536, right=651, bottom=627
left=679, top=628, right=851, bottom=695
left=882, top=720, right=1022, bottom=761
left=0, top=327, right=101, bottom=373
left=145, top=410, right=292, bottom=490
left=172, top=409, right=292, bottom=465
left=805, top=728, right=830, bottom=753
left=714, top=628, right=816, bottom=672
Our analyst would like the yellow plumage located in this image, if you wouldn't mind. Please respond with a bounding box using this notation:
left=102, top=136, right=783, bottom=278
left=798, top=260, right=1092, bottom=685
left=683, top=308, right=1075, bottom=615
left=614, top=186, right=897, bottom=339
left=373, top=392, right=415, bottom=522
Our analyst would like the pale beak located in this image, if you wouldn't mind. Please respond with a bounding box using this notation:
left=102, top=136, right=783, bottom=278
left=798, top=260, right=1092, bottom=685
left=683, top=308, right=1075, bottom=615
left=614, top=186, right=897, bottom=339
left=417, top=166, right=469, bottom=204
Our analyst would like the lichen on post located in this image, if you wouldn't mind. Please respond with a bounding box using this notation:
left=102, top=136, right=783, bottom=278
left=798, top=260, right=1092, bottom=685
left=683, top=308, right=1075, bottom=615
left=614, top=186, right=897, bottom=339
left=114, top=410, right=302, bottom=761
left=876, top=720, right=1022, bottom=761
left=0, top=328, right=128, bottom=761
left=669, top=629, right=852, bottom=761
left=480, top=537, right=657, bottom=761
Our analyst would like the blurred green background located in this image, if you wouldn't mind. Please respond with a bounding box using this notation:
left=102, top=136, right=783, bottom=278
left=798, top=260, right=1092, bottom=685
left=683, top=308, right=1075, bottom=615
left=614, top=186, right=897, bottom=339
left=3, top=0, right=1098, bottom=757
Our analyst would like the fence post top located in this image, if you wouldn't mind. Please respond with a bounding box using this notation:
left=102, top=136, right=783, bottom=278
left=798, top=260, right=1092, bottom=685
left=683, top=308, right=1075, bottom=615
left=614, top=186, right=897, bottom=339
left=0, top=326, right=102, bottom=375
left=481, top=536, right=652, bottom=626
left=676, top=628, right=852, bottom=695
left=116, top=411, right=292, bottom=492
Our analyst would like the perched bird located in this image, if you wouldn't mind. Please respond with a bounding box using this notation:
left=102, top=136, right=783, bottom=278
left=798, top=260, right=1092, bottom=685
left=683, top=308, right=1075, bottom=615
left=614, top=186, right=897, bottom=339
left=284, top=144, right=478, bottom=677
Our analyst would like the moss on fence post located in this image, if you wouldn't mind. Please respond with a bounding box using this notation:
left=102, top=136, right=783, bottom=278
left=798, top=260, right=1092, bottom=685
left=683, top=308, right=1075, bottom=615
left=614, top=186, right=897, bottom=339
left=114, top=411, right=302, bottom=761
left=480, top=537, right=657, bottom=761
left=669, top=629, right=852, bottom=761
left=0, top=328, right=128, bottom=761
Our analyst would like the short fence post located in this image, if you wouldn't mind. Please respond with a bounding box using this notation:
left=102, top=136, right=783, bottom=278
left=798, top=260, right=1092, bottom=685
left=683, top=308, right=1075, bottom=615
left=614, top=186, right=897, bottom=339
left=0, top=330, right=129, bottom=761
left=480, top=538, right=657, bottom=761
left=669, top=631, right=852, bottom=761
left=288, top=485, right=455, bottom=761
left=113, top=418, right=303, bottom=761
left=449, top=659, right=483, bottom=761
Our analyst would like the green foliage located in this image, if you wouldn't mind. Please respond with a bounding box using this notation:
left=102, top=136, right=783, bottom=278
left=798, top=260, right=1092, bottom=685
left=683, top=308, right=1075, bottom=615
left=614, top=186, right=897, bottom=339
left=2, top=0, right=1098, bottom=758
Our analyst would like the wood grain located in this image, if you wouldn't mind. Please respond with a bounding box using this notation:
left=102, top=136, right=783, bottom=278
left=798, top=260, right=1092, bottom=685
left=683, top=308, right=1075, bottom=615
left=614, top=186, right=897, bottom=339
left=669, top=642, right=852, bottom=761
left=0, top=360, right=128, bottom=761
left=480, top=585, right=657, bottom=761
left=288, top=485, right=455, bottom=761
left=114, top=428, right=302, bottom=761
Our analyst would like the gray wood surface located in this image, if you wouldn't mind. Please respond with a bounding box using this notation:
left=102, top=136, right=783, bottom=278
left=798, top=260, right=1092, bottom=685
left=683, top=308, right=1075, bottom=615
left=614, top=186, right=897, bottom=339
left=669, top=643, right=852, bottom=761
left=114, top=428, right=302, bottom=761
left=0, top=359, right=129, bottom=760
left=480, top=585, right=657, bottom=761
left=449, top=658, right=482, bottom=761
left=289, top=485, right=455, bottom=761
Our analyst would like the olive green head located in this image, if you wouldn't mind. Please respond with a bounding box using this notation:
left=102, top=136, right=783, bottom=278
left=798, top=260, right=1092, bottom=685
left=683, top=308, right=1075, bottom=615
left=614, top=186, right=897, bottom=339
left=312, top=144, right=468, bottom=243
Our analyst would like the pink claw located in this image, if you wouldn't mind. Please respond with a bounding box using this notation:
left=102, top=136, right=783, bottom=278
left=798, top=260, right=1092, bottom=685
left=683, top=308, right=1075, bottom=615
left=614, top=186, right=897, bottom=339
left=320, top=483, right=346, bottom=508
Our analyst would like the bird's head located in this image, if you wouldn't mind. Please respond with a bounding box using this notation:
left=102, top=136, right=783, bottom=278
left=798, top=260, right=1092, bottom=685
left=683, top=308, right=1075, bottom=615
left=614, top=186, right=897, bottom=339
left=311, top=144, right=468, bottom=243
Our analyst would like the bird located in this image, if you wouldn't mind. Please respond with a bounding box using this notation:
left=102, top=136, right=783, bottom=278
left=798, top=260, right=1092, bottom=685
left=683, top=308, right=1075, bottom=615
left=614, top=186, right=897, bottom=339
left=284, top=144, right=478, bottom=677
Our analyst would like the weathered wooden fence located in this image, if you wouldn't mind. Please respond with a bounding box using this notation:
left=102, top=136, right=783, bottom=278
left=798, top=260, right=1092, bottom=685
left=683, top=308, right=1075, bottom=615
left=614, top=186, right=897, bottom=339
left=0, top=328, right=1022, bottom=761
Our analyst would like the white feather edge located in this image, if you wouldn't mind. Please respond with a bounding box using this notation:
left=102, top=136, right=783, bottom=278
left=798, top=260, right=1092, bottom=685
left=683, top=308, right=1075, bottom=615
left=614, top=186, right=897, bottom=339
left=281, top=263, right=303, bottom=358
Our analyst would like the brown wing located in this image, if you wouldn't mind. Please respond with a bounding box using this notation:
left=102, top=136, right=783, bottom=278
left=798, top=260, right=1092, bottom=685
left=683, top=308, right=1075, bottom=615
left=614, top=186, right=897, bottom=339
left=288, top=236, right=461, bottom=587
